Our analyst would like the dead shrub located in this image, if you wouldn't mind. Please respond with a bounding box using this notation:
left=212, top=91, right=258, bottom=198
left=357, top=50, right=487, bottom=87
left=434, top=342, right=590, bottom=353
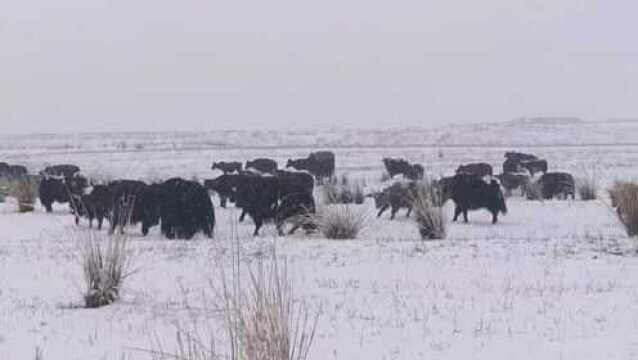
left=315, top=204, right=368, bottom=239
left=411, top=181, right=447, bottom=240
left=81, top=232, right=134, bottom=308
left=10, top=176, right=38, bottom=212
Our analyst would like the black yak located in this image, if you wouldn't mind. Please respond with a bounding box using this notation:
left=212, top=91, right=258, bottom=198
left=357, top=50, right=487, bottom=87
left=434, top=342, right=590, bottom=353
left=286, top=151, right=335, bottom=183
left=158, top=178, right=215, bottom=240
left=211, top=161, right=242, bottom=174
left=456, top=163, right=493, bottom=177
left=245, top=158, right=278, bottom=174
left=440, top=174, right=507, bottom=224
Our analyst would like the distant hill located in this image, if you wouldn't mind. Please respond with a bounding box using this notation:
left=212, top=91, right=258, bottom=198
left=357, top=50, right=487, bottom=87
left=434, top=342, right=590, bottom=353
left=1, top=118, right=638, bottom=153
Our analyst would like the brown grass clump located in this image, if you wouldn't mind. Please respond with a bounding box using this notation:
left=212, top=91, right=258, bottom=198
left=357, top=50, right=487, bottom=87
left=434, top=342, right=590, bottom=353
left=10, top=176, right=38, bottom=212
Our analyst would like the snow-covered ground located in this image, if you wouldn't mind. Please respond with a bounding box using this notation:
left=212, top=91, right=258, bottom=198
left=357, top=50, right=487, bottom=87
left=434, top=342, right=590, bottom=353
left=2, top=120, right=638, bottom=359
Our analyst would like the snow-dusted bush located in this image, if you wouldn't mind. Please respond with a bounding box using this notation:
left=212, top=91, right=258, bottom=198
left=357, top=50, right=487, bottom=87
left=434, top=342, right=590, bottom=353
left=609, top=181, right=638, bottom=237
left=577, top=173, right=598, bottom=200
left=411, top=181, right=447, bottom=240
left=81, top=232, right=133, bottom=308
left=315, top=204, right=368, bottom=239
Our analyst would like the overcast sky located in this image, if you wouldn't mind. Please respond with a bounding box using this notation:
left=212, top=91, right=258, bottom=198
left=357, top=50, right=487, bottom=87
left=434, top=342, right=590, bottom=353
left=2, top=0, right=638, bottom=134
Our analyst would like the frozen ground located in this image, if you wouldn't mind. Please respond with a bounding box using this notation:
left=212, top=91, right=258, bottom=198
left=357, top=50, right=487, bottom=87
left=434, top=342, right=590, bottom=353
left=2, top=120, right=638, bottom=359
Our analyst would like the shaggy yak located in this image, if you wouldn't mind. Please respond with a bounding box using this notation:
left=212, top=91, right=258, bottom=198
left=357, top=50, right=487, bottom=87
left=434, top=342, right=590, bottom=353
left=286, top=151, right=336, bottom=183
left=158, top=178, right=215, bottom=240
left=439, top=174, right=507, bottom=224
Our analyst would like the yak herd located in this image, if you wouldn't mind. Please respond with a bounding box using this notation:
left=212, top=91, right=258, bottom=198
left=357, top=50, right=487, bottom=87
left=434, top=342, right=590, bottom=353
left=0, top=149, right=578, bottom=239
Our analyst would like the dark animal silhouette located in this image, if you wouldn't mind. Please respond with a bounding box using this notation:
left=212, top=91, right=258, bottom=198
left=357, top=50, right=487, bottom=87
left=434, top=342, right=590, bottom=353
left=440, top=174, right=507, bottom=224
left=0, top=163, right=9, bottom=177
left=495, top=173, right=530, bottom=196
left=383, top=158, right=423, bottom=180
left=211, top=161, right=242, bottom=174
left=275, top=170, right=314, bottom=195
left=234, top=176, right=281, bottom=235
left=7, top=165, right=28, bottom=179
left=41, top=164, right=81, bottom=179
left=369, top=181, right=417, bottom=219
left=158, top=178, right=215, bottom=239
left=536, top=172, right=575, bottom=200
left=503, top=152, right=538, bottom=173
left=75, top=185, right=113, bottom=229
left=286, top=151, right=335, bottom=183
left=108, top=180, right=161, bottom=236
left=245, top=158, right=278, bottom=174
left=405, top=164, right=424, bottom=180
left=520, top=159, right=548, bottom=176
left=456, top=163, right=493, bottom=177
left=39, top=174, right=89, bottom=213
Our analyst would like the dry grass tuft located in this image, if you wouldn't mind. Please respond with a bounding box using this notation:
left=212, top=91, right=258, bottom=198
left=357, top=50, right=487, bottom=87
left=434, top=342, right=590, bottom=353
left=314, top=204, right=368, bottom=239
left=411, top=181, right=447, bottom=240
left=577, top=172, right=599, bottom=200
left=321, top=177, right=365, bottom=205
left=10, top=176, right=38, bottom=212
left=81, top=232, right=134, bottom=308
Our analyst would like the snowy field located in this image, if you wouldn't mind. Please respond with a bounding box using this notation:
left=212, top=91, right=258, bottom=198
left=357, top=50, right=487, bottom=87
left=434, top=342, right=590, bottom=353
left=3, top=123, right=638, bottom=359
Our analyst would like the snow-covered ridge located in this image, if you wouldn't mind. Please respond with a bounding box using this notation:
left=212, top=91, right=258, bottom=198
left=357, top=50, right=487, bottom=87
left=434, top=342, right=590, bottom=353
left=1, top=119, right=637, bottom=153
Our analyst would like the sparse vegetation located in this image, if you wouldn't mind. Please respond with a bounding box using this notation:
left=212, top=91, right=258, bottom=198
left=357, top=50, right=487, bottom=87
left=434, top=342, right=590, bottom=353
left=577, top=171, right=599, bottom=200
left=609, top=181, right=638, bottom=237
left=145, top=225, right=318, bottom=360
left=315, top=204, right=368, bottom=239
left=81, top=232, right=133, bottom=308
left=321, top=176, right=366, bottom=205
left=411, top=181, right=447, bottom=240
left=219, top=255, right=318, bottom=360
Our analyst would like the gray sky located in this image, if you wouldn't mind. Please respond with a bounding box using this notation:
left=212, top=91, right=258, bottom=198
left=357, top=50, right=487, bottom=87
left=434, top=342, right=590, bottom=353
left=2, top=0, right=638, bottom=134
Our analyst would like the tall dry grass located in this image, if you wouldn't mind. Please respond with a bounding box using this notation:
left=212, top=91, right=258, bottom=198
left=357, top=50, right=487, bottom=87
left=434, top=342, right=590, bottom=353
left=81, top=232, right=134, bottom=308
left=411, top=181, right=447, bottom=240
left=145, top=222, right=318, bottom=360
left=577, top=172, right=599, bottom=200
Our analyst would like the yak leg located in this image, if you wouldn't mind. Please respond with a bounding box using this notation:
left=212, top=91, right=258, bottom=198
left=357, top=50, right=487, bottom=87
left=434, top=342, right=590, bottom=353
left=390, top=206, right=399, bottom=220
left=463, top=209, right=469, bottom=223
left=406, top=206, right=412, bottom=218
left=253, top=217, right=263, bottom=236
left=453, top=206, right=462, bottom=222
left=377, top=205, right=388, bottom=218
